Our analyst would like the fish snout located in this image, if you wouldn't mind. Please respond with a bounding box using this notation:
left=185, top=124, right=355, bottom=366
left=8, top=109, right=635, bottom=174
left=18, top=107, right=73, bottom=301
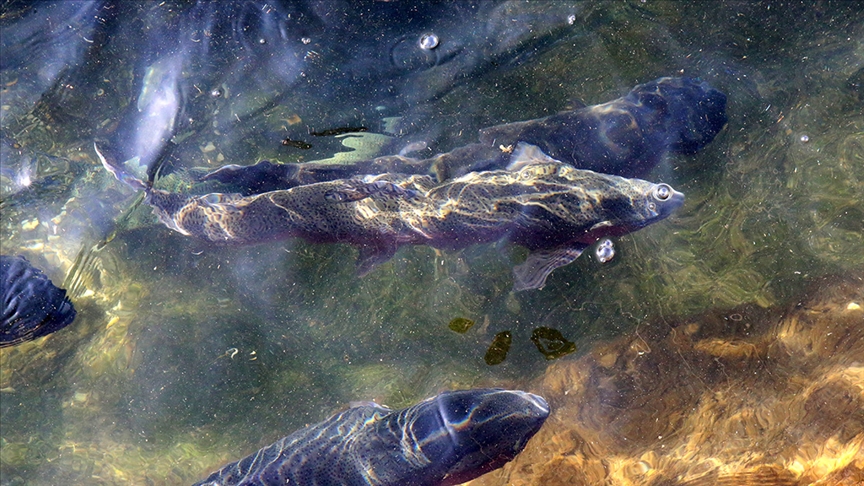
left=650, top=183, right=685, bottom=217
left=511, top=390, right=550, bottom=418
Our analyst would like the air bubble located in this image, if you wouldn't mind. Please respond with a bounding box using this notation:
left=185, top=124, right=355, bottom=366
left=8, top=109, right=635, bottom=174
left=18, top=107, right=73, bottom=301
left=419, top=33, right=439, bottom=50
left=595, top=238, right=615, bottom=263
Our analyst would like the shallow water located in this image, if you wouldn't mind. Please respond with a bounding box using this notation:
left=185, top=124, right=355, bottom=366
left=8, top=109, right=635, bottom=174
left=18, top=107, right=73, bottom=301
left=1, top=1, right=862, bottom=485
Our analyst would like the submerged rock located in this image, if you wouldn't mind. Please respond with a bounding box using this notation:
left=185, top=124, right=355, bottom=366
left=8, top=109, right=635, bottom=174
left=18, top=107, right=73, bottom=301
left=468, top=276, right=864, bottom=486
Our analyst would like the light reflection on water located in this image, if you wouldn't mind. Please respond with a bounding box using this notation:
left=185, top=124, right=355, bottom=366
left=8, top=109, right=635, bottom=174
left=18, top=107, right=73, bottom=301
left=1, top=1, right=863, bottom=485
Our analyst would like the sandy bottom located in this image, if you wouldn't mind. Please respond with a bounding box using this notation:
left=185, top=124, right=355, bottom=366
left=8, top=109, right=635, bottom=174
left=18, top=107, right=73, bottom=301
left=469, top=275, right=864, bottom=486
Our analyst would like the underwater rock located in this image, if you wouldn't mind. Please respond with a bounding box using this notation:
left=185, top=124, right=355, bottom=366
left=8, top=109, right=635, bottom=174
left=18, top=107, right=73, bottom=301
left=467, top=276, right=864, bottom=486
left=1, top=255, right=76, bottom=348
left=194, top=388, right=549, bottom=486
left=484, top=331, right=513, bottom=366
left=530, top=327, right=576, bottom=361
left=448, top=317, right=475, bottom=334
left=98, top=143, right=684, bottom=290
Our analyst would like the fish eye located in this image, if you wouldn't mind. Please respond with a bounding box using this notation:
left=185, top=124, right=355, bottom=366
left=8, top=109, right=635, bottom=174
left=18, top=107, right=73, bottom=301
left=653, top=184, right=672, bottom=201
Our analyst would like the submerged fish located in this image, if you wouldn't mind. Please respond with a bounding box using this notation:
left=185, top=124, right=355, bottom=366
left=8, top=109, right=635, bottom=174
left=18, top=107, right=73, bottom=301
left=198, top=77, right=726, bottom=194
left=1, top=255, right=76, bottom=348
left=194, top=388, right=549, bottom=486
left=98, top=143, right=683, bottom=290
left=461, top=76, right=728, bottom=178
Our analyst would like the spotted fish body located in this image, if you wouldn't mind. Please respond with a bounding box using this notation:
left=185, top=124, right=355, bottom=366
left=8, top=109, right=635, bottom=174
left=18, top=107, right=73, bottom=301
left=99, top=143, right=683, bottom=289
left=194, top=389, right=549, bottom=486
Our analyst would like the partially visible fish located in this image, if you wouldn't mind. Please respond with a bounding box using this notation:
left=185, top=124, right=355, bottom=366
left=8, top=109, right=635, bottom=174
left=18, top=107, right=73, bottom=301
left=448, top=76, right=728, bottom=179
left=98, top=143, right=683, bottom=290
left=194, top=388, right=549, bottom=486
left=1, top=255, right=76, bottom=348
left=193, top=77, right=726, bottom=194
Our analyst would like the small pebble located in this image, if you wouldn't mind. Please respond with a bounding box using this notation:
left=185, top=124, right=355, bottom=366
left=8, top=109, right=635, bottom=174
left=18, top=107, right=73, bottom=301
left=800, top=134, right=809, bottom=143
left=21, top=219, right=39, bottom=231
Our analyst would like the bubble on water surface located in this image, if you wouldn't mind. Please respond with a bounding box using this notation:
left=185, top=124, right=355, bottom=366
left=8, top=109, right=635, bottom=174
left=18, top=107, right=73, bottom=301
left=419, top=33, right=439, bottom=50
left=595, top=238, right=615, bottom=263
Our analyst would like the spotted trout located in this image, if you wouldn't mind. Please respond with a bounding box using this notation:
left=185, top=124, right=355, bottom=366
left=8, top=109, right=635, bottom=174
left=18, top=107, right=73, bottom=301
left=97, top=143, right=683, bottom=290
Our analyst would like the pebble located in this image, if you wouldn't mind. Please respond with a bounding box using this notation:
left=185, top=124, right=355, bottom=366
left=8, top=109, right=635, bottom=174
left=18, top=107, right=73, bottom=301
left=21, top=219, right=39, bottom=231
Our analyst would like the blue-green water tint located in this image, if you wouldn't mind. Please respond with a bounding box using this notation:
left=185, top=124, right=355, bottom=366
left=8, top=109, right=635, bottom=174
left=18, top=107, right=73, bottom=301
left=1, top=1, right=863, bottom=484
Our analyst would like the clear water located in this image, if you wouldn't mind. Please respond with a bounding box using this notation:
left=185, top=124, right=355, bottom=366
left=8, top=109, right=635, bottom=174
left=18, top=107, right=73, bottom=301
left=1, top=1, right=862, bottom=485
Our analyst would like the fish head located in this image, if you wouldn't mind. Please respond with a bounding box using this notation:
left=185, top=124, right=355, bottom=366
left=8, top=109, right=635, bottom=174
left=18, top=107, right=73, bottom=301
left=629, top=77, right=728, bottom=154
left=410, top=389, right=549, bottom=485
left=583, top=179, right=685, bottom=241
left=639, top=181, right=686, bottom=222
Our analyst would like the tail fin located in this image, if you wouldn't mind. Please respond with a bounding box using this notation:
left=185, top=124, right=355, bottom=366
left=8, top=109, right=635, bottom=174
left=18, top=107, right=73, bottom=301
left=93, top=142, right=147, bottom=191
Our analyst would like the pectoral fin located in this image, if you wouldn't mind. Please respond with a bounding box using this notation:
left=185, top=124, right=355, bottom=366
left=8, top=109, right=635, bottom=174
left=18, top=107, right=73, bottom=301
left=512, top=245, right=586, bottom=291
left=356, top=244, right=398, bottom=277
left=506, top=143, right=561, bottom=171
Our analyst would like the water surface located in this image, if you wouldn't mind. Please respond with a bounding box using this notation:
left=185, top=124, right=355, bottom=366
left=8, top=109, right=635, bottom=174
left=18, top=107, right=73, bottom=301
left=1, top=1, right=862, bottom=484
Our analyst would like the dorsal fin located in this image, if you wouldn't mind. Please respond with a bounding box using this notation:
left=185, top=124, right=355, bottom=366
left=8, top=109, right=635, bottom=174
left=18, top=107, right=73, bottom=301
left=94, top=142, right=148, bottom=191
left=348, top=400, right=390, bottom=412
left=512, top=245, right=586, bottom=291
left=355, top=243, right=398, bottom=277
left=506, top=143, right=560, bottom=171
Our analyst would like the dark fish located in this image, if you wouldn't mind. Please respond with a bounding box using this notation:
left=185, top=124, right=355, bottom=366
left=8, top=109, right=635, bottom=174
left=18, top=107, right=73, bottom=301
left=445, top=76, right=728, bottom=179
left=98, top=143, right=684, bottom=290
left=847, top=66, right=864, bottom=102
left=309, top=126, right=368, bottom=137
left=198, top=159, right=371, bottom=196
left=195, top=77, right=726, bottom=195
left=194, top=388, right=549, bottom=486
left=323, top=179, right=425, bottom=203
left=198, top=160, right=302, bottom=196
left=1, top=255, right=76, bottom=348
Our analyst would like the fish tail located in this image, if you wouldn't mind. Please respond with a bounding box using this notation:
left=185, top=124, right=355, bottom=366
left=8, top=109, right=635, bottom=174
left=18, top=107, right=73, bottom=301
left=93, top=142, right=148, bottom=191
